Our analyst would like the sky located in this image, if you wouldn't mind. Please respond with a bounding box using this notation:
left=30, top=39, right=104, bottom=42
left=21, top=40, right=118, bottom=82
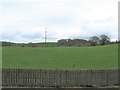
left=0, top=0, right=119, bottom=43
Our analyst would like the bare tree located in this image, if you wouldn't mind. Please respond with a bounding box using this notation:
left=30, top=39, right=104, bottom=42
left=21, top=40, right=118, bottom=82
left=89, top=36, right=100, bottom=46
left=99, top=34, right=110, bottom=45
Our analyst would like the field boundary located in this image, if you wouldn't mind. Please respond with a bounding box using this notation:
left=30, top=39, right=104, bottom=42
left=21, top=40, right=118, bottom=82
left=2, top=68, right=119, bottom=87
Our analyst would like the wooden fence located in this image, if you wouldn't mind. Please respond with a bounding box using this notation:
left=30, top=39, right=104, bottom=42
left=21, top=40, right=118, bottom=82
left=2, top=68, right=119, bottom=87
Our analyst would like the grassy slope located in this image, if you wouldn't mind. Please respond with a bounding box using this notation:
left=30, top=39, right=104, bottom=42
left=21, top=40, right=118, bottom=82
left=2, top=44, right=118, bottom=70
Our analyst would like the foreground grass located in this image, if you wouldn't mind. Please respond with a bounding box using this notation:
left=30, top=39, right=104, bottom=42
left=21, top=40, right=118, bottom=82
left=2, top=44, right=118, bottom=70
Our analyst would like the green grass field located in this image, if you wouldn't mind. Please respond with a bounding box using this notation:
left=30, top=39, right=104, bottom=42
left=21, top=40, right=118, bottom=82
left=2, top=44, right=118, bottom=70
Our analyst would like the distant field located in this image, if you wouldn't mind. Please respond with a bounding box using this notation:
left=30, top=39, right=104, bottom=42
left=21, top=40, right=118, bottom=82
left=2, top=44, right=118, bottom=70
left=15, top=42, right=57, bottom=47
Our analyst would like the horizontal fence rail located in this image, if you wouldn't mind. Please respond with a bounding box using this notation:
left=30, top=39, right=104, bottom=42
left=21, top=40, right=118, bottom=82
left=2, top=69, right=119, bottom=87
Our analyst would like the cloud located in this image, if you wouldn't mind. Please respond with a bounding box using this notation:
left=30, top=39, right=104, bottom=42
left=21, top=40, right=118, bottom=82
left=0, top=0, right=118, bottom=42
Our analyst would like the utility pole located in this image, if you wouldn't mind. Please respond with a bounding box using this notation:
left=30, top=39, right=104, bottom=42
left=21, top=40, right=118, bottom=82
left=45, top=27, right=47, bottom=47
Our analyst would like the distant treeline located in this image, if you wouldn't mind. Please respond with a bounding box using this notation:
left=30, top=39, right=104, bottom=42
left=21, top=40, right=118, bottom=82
left=1, top=34, right=119, bottom=47
left=58, top=34, right=119, bottom=46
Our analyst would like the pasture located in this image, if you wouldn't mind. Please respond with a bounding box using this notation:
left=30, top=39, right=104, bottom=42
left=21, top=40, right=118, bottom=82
left=2, top=44, right=118, bottom=70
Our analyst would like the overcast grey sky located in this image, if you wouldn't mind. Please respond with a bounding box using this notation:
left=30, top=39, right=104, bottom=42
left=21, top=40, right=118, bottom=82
left=0, top=0, right=118, bottom=43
